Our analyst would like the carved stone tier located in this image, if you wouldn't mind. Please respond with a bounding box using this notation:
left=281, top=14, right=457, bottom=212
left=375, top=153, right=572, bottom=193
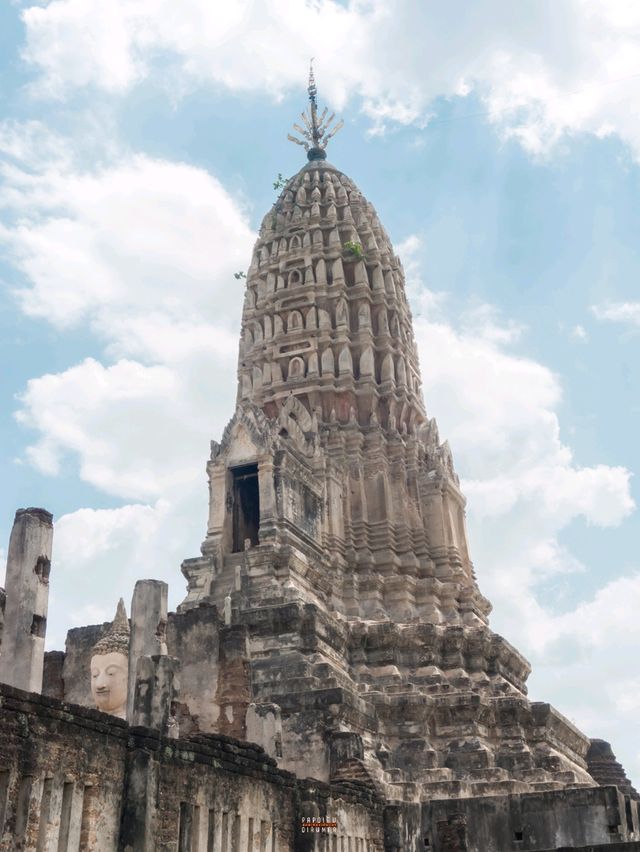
left=239, top=162, right=425, bottom=434
left=181, top=395, right=487, bottom=624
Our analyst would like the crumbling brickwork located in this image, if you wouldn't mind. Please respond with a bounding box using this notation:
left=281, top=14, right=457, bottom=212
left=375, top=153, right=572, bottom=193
left=0, top=684, right=386, bottom=850
left=0, top=685, right=127, bottom=850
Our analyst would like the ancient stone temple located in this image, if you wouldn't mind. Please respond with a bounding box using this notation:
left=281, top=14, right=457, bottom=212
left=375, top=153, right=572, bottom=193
left=1, top=71, right=639, bottom=851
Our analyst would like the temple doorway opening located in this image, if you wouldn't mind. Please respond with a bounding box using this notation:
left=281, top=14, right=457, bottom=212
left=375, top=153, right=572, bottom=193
left=231, top=464, right=260, bottom=551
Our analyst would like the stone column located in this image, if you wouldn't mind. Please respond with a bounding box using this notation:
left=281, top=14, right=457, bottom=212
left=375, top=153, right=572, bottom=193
left=206, top=463, right=227, bottom=541
left=127, top=579, right=168, bottom=722
left=436, top=813, right=468, bottom=852
left=0, top=508, right=53, bottom=692
left=257, top=456, right=277, bottom=543
left=215, top=624, right=251, bottom=739
left=246, top=702, right=283, bottom=759
left=120, top=746, right=158, bottom=852
left=132, top=654, right=179, bottom=733
left=328, top=731, right=363, bottom=778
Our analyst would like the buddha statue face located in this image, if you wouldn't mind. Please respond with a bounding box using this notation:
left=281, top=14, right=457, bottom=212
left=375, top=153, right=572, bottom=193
left=90, top=651, right=128, bottom=718
left=90, top=597, right=130, bottom=719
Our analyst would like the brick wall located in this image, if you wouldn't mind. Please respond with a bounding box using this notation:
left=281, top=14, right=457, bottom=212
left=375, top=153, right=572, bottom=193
left=0, top=684, right=385, bottom=851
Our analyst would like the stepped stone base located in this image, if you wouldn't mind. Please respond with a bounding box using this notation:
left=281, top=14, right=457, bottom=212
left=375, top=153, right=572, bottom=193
left=589, top=739, right=640, bottom=801
left=51, top=582, right=594, bottom=800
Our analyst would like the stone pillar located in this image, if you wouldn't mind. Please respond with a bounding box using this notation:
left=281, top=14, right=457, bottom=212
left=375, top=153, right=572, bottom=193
left=328, top=731, right=363, bottom=777
left=385, top=803, right=422, bottom=852
left=120, top=747, right=158, bottom=852
left=215, top=624, right=251, bottom=739
left=132, top=654, right=179, bottom=734
left=206, top=462, right=227, bottom=540
left=246, top=702, right=283, bottom=759
left=437, top=813, right=468, bottom=852
left=383, top=805, right=403, bottom=852
left=127, top=580, right=168, bottom=722
left=257, top=457, right=277, bottom=543
left=295, top=797, right=320, bottom=852
left=0, top=508, right=53, bottom=692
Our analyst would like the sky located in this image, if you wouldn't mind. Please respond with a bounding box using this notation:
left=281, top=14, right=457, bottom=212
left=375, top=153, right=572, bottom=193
left=1, top=0, right=639, bottom=783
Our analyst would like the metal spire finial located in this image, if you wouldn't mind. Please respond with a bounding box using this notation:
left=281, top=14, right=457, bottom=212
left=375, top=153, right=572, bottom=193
left=308, top=58, right=318, bottom=110
left=288, top=60, right=344, bottom=161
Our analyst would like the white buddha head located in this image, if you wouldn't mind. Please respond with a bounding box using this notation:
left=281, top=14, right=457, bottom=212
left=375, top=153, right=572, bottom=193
left=90, top=598, right=129, bottom=719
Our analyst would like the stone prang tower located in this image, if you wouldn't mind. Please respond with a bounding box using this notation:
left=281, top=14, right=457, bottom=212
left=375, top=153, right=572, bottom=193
left=180, top=72, right=596, bottom=798
left=2, top=70, right=638, bottom=852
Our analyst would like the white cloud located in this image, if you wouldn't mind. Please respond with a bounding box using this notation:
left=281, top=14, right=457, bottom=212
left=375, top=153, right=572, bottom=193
left=614, top=676, right=640, bottom=717
left=46, top=498, right=207, bottom=645
left=14, top=356, right=237, bottom=500
left=0, top=148, right=253, bottom=348
left=0, top=127, right=249, bottom=507
left=570, top=323, right=588, bottom=341
left=0, top=120, right=72, bottom=167
left=56, top=502, right=168, bottom=568
left=18, top=0, right=640, bottom=158
left=524, top=571, right=640, bottom=779
left=549, top=572, right=640, bottom=647
left=592, top=301, right=640, bottom=327
left=21, top=0, right=357, bottom=99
